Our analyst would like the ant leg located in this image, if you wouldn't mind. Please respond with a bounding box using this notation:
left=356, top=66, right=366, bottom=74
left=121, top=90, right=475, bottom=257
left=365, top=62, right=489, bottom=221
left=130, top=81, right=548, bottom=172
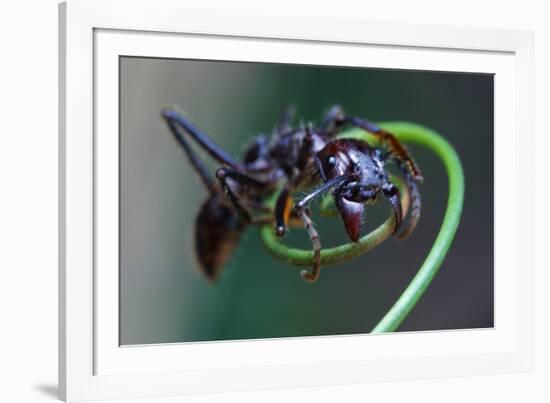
left=162, top=108, right=245, bottom=171
left=293, top=175, right=351, bottom=282
left=296, top=207, right=322, bottom=282
left=275, top=105, right=296, bottom=136
left=382, top=182, right=403, bottom=235
left=274, top=185, right=292, bottom=236
left=396, top=169, right=421, bottom=239
left=163, top=108, right=274, bottom=220
left=164, top=114, right=274, bottom=223
left=340, top=116, right=424, bottom=183
left=164, top=116, right=217, bottom=194
left=295, top=125, right=317, bottom=172
left=215, top=168, right=268, bottom=223
left=319, top=105, right=344, bottom=137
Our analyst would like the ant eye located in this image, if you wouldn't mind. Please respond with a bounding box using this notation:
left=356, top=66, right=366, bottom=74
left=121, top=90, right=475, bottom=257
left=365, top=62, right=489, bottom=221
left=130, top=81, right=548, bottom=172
left=327, top=155, right=337, bottom=169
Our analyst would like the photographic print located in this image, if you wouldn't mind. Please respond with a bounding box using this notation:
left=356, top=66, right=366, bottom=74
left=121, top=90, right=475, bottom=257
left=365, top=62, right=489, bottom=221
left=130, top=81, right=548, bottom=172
left=119, top=57, right=493, bottom=345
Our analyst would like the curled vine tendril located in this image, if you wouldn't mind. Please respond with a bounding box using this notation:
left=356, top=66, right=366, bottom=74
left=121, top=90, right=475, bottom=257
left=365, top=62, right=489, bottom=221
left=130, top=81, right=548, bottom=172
left=260, top=122, right=465, bottom=333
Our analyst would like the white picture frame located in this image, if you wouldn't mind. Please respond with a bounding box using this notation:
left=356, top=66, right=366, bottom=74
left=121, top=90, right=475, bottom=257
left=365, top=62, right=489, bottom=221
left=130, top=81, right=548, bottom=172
left=59, top=0, right=534, bottom=401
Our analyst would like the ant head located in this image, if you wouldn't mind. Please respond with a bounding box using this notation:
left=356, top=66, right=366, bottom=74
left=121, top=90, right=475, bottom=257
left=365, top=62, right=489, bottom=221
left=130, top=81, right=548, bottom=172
left=316, top=139, right=376, bottom=242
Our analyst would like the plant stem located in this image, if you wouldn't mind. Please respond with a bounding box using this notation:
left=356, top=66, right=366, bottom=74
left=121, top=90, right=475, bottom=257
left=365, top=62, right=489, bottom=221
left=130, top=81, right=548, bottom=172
left=259, top=122, right=464, bottom=333
left=370, top=122, right=464, bottom=332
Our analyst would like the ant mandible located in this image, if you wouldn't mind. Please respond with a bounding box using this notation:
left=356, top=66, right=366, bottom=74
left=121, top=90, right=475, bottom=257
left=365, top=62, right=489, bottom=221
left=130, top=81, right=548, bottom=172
left=161, top=105, right=423, bottom=283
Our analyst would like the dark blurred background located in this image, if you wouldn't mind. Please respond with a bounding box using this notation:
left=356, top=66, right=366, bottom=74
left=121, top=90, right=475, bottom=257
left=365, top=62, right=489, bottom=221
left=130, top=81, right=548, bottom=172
left=120, top=57, right=493, bottom=345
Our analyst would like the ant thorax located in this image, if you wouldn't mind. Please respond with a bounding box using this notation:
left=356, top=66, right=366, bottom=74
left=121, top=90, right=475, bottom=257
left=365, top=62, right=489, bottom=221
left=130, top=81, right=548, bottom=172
left=266, top=128, right=329, bottom=189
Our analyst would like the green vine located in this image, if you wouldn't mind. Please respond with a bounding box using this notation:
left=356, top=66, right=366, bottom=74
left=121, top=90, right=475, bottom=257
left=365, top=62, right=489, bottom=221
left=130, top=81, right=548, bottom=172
left=260, top=122, right=465, bottom=333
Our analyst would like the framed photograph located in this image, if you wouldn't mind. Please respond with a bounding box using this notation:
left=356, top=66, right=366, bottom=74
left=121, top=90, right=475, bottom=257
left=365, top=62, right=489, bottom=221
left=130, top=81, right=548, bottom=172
left=59, top=0, right=534, bottom=401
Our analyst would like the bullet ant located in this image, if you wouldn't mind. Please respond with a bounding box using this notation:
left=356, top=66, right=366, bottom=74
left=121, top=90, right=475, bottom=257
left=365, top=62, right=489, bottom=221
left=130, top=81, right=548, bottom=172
left=162, top=106, right=423, bottom=282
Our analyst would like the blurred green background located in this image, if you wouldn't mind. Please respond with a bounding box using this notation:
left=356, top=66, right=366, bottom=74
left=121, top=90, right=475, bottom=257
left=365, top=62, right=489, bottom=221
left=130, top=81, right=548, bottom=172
left=120, top=57, right=494, bottom=345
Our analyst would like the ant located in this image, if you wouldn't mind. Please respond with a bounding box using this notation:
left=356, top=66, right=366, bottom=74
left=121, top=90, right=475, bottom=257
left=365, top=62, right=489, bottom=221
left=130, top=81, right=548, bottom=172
left=162, top=105, right=423, bottom=283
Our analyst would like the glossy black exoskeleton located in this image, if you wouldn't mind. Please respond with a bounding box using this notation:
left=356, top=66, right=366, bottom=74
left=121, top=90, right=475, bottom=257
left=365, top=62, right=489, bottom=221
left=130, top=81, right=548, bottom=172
left=162, top=105, right=423, bottom=282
